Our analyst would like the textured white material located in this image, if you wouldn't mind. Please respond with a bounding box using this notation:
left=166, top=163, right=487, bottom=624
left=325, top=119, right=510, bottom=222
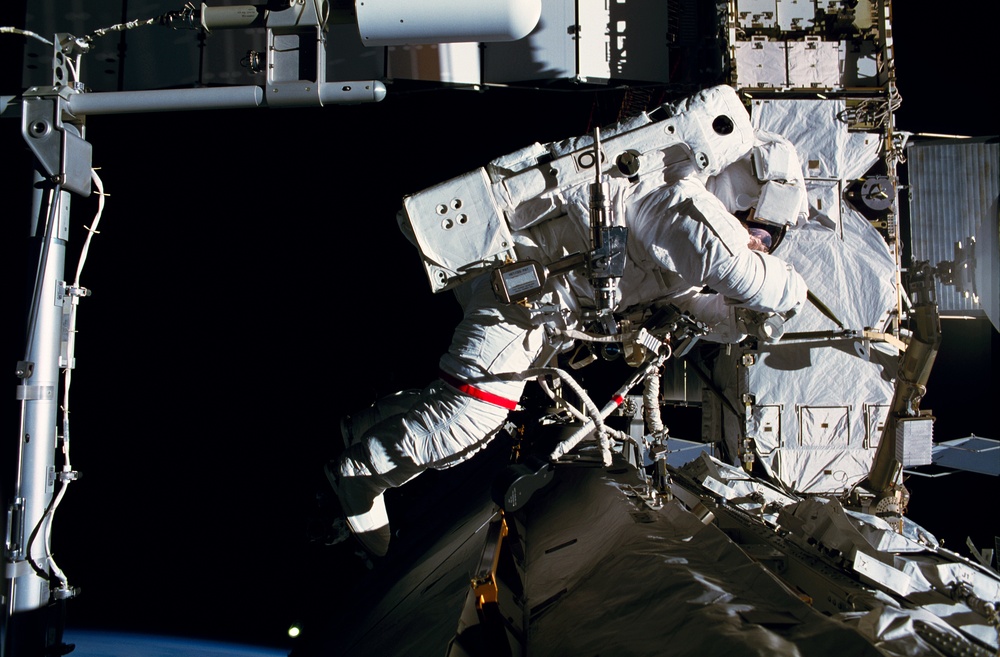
left=786, top=38, right=843, bottom=89
left=709, top=97, right=897, bottom=494
left=403, top=168, right=513, bottom=293
left=750, top=98, right=881, bottom=180
left=734, top=39, right=787, bottom=88
left=895, top=418, right=933, bottom=467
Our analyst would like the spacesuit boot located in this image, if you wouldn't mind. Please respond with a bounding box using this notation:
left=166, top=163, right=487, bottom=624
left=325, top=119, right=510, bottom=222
left=327, top=392, right=425, bottom=556
left=324, top=464, right=391, bottom=557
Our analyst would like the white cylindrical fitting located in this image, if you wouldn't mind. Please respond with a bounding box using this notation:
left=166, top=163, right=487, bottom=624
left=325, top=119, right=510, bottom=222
left=201, top=4, right=264, bottom=31
left=356, top=0, right=541, bottom=46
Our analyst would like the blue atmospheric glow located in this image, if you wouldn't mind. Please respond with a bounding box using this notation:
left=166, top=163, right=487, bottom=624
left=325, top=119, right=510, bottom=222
left=62, top=630, right=288, bottom=657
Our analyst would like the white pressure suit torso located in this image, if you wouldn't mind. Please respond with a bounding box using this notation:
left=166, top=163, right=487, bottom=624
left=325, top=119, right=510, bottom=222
left=332, top=173, right=806, bottom=555
left=512, top=175, right=807, bottom=340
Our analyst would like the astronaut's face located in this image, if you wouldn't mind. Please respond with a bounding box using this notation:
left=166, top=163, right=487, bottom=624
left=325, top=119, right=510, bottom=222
left=746, top=229, right=770, bottom=252
left=738, top=208, right=769, bottom=252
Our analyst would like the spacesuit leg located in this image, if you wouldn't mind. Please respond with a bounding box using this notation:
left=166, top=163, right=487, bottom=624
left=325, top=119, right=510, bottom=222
left=339, top=389, right=423, bottom=449
left=330, top=276, right=546, bottom=555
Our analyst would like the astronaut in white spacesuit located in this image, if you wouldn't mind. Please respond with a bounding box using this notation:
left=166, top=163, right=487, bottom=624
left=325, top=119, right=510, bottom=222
left=328, top=123, right=809, bottom=557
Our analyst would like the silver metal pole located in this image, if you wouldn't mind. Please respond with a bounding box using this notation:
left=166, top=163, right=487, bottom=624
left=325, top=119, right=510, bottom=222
left=7, top=178, right=70, bottom=616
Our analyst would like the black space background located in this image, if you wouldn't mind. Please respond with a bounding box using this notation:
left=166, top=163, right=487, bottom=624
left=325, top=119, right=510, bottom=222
left=1, top=2, right=997, bottom=652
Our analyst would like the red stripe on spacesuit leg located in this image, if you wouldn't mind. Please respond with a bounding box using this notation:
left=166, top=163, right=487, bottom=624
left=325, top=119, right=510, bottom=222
left=438, top=371, right=519, bottom=411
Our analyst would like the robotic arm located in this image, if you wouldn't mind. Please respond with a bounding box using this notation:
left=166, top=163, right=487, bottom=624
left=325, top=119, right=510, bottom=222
left=855, top=261, right=941, bottom=521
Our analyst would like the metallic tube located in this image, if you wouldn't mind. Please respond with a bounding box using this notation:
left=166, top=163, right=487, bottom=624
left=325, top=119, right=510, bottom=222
left=7, top=180, right=69, bottom=615
left=64, top=86, right=265, bottom=115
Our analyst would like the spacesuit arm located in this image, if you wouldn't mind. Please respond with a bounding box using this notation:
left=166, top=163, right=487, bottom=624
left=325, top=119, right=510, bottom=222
left=633, top=179, right=806, bottom=316
left=715, top=249, right=807, bottom=315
